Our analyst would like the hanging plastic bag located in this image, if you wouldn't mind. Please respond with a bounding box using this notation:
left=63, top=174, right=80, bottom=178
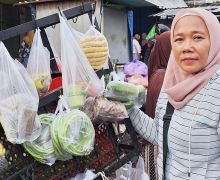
left=14, top=59, right=39, bottom=98
left=59, top=13, right=104, bottom=109
left=27, top=28, right=51, bottom=96
left=0, top=42, right=41, bottom=144
left=116, top=156, right=149, bottom=180
left=130, top=156, right=150, bottom=180
left=51, top=96, right=95, bottom=158
left=23, top=113, right=57, bottom=166
left=104, top=81, right=146, bottom=108
left=80, top=15, right=109, bottom=70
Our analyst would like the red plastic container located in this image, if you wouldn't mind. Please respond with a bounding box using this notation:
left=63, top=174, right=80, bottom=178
left=49, top=77, right=62, bottom=92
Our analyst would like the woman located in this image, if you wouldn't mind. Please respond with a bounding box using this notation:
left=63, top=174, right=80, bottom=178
left=129, top=8, right=220, bottom=180
left=145, top=31, right=171, bottom=180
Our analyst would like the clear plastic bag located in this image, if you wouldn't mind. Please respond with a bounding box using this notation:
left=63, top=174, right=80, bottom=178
left=0, top=42, right=41, bottom=144
left=115, top=156, right=149, bottom=180
left=59, top=13, right=104, bottom=109
left=93, top=96, right=128, bottom=122
left=51, top=96, right=95, bottom=158
left=130, top=156, right=150, bottom=180
left=80, top=15, right=109, bottom=70
left=71, top=169, right=97, bottom=180
left=27, top=28, right=51, bottom=96
left=23, top=113, right=57, bottom=166
left=104, top=81, right=146, bottom=107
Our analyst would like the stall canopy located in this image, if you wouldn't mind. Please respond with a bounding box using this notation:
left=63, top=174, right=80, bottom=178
left=152, top=5, right=220, bottom=19
left=106, top=0, right=187, bottom=8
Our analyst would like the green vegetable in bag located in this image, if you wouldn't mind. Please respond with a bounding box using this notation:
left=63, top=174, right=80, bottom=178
left=23, top=114, right=57, bottom=165
left=67, top=85, right=87, bottom=109
left=106, top=81, right=138, bottom=96
left=51, top=110, right=95, bottom=157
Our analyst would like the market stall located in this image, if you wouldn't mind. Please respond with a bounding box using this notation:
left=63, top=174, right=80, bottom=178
left=0, top=2, right=142, bottom=179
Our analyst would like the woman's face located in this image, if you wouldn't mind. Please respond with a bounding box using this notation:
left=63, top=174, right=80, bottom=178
left=172, top=16, right=210, bottom=74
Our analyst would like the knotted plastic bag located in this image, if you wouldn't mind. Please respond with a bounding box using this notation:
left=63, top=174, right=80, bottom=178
left=27, top=28, right=51, bottom=96
left=80, top=15, right=109, bottom=70
left=0, top=42, right=41, bottom=144
left=59, top=13, right=103, bottom=109
left=51, top=96, right=95, bottom=158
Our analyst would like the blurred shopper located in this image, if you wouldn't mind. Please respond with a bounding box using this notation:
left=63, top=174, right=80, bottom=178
left=141, top=32, right=148, bottom=62
left=133, top=33, right=141, bottom=60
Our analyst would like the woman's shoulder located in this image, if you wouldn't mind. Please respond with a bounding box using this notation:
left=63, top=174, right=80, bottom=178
left=209, top=68, right=220, bottom=85
left=157, top=90, right=168, bottom=108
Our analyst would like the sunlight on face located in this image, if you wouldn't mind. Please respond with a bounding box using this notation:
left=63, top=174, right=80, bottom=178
left=172, top=16, right=210, bottom=74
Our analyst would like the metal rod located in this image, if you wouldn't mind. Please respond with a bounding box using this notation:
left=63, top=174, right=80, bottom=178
left=0, top=2, right=94, bottom=41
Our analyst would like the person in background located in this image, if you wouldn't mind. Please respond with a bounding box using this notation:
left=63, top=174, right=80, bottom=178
left=144, top=31, right=171, bottom=180
left=141, top=32, right=148, bottom=62
left=129, top=8, right=220, bottom=180
left=18, top=30, right=34, bottom=68
left=133, top=33, right=141, bottom=60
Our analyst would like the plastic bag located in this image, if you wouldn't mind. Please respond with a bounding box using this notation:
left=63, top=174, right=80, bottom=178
left=115, top=156, right=149, bottom=180
left=93, top=96, right=128, bottom=121
left=125, top=74, right=148, bottom=89
left=14, top=59, right=39, bottom=98
left=59, top=13, right=104, bottom=109
left=0, top=42, right=41, bottom=144
left=23, top=113, right=57, bottom=166
left=51, top=96, right=95, bottom=158
left=80, top=15, right=109, bottom=70
left=124, top=60, right=148, bottom=77
left=104, top=81, right=146, bottom=107
left=27, top=28, right=51, bottom=96
left=71, top=169, right=97, bottom=180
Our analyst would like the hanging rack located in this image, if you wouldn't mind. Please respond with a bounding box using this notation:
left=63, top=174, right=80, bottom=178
left=0, top=2, right=95, bottom=41
left=0, top=2, right=97, bottom=73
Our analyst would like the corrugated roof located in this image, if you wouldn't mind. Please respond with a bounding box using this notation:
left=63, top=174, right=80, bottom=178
left=14, top=0, right=187, bottom=9
left=152, top=5, right=220, bottom=19
left=146, top=0, right=187, bottom=9
left=107, top=0, right=187, bottom=8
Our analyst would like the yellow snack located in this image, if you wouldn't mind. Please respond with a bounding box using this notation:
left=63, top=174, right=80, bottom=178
left=80, top=40, right=107, bottom=48
left=85, top=52, right=109, bottom=58
left=80, top=35, right=105, bottom=44
left=80, top=34, right=109, bottom=69
left=89, top=57, right=107, bottom=65
left=0, top=144, right=5, bottom=156
left=91, top=64, right=105, bottom=70
left=83, top=47, right=108, bottom=53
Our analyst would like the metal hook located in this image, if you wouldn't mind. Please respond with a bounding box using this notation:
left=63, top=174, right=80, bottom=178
left=72, top=17, right=78, bottom=23
left=57, top=6, right=62, bottom=16
left=81, top=0, right=85, bottom=13
left=92, top=1, right=96, bottom=15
